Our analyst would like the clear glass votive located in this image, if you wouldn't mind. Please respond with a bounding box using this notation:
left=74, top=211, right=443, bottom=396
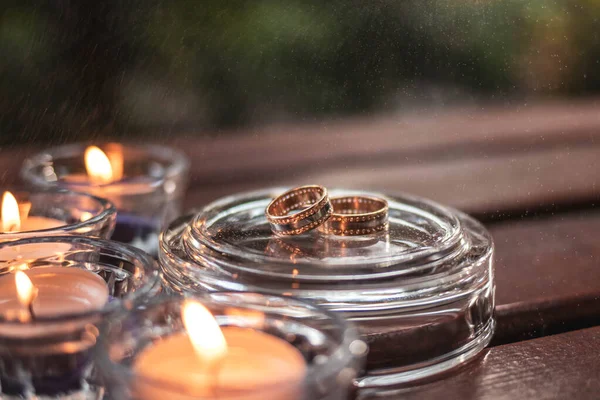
left=0, top=235, right=161, bottom=399
left=21, top=143, right=190, bottom=255
left=159, top=188, right=495, bottom=392
left=95, top=292, right=367, bottom=400
left=0, top=188, right=116, bottom=241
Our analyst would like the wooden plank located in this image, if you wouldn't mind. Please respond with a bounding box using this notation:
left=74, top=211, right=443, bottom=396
left=492, top=212, right=600, bottom=305
left=174, top=100, right=600, bottom=219
left=173, top=99, right=600, bottom=186
left=359, top=326, right=600, bottom=400
left=494, top=293, right=600, bottom=345
left=183, top=143, right=600, bottom=219
left=490, top=211, right=600, bottom=344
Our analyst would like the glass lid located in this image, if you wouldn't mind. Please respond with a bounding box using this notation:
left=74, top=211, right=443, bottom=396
left=177, top=188, right=483, bottom=283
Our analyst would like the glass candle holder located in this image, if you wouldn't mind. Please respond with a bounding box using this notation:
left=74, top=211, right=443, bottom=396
left=21, top=143, right=190, bottom=255
left=0, top=235, right=161, bottom=399
left=0, top=188, right=116, bottom=241
left=95, top=292, right=367, bottom=400
left=160, top=189, right=495, bottom=392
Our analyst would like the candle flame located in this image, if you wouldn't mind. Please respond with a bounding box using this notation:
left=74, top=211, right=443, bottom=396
left=1, top=191, right=21, bottom=232
left=182, top=300, right=228, bottom=365
left=15, top=270, right=37, bottom=308
left=85, top=146, right=114, bottom=184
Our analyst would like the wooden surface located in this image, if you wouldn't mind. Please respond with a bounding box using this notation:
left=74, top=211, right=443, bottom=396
left=2, top=99, right=600, bottom=398
left=491, top=211, right=600, bottom=344
left=183, top=143, right=600, bottom=219
left=492, top=211, right=600, bottom=304
left=176, top=99, right=600, bottom=218
left=360, top=327, right=600, bottom=400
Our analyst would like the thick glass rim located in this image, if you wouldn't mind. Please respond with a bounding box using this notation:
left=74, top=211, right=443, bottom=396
left=161, top=188, right=493, bottom=282
left=95, top=291, right=365, bottom=397
left=20, top=142, right=190, bottom=196
left=0, top=235, right=161, bottom=324
left=0, top=188, right=116, bottom=238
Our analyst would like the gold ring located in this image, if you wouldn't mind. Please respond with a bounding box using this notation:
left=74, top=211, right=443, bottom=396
left=319, top=196, right=388, bottom=236
left=266, top=185, right=333, bottom=236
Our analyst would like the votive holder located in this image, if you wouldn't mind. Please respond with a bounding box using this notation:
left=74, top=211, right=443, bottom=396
left=21, top=143, right=190, bottom=255
left=0, top=236, right=161, bottom=399
left=159, top=188, right=495, bottom=393
left=95, top=292, right=367, bottom=400
left=0, top=188, right=116, bottom=241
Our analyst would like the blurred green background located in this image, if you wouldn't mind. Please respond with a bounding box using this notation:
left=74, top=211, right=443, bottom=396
left=1, top=0, right=599, bottom=145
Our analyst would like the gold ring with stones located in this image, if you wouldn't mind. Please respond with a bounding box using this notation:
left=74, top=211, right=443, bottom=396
left=319, top=195, right=389, bottom=236
left=266, top=185, right=333, bottom=236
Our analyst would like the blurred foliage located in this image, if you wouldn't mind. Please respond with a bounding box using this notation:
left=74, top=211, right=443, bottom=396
left=0, top=0, right=599, bottom=144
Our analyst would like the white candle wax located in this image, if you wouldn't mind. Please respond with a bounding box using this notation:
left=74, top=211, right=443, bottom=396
left=133, top=327, right=306, bottom=400
left=62, top=174, right=154, bottom=194
left=0, top=267, right=109, bottom=338
left=0, top=242, right=73, bottom=262
left=10, top=216, right=65, bottom=232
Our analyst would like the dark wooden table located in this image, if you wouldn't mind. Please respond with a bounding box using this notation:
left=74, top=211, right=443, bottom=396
left=3, top=98, right=600, bottom=399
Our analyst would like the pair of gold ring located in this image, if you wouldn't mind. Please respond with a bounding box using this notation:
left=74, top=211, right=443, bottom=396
left=265, top=185, right=389, bottom=236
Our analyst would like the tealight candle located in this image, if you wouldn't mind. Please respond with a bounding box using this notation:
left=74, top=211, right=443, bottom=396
left=0, top=267, right=109, bottom=323
left=0, top=189, right=116, bottom=243
left=0, top=235, right=160, bottom=398
left=133, top=300, right=306, bottom=400
left=21, top=143, right=189, bottom=255
left=0, top=191, right=75, bottom=259
left=97, top=293, right=365, bottom=400
left=0, top=267, right=109, bottom=396
left=0, top=267, right=108, bottom=340
left=1, top=191, right=63, bottom=233
left=83, top=145, right=160, bottom=253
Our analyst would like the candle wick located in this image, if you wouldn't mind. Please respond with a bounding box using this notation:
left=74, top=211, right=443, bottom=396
left=27, top=287, right=39, bottom=322
left=207, top=359, right=224, bottom=399
left=27, top=301, right=36, bottom=321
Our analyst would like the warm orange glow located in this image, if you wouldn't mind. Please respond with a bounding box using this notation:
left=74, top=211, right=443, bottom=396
left=15, top=270, right=37, bottom=308
left=182, top=300, right=228, bottom=365
left=2, top=191, right=21, bottom=232
left=85, top=146, right=114, bottom=184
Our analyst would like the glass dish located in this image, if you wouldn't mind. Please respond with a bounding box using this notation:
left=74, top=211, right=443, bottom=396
left=21, top=142, right=189, bottom=255
left=95, top=292, right=367, bottom=400
left=160, top=188, right=495, bottom=391
left=0, top=236, right=161, bottom=399
left=0, top=188, right=116, bottom=241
